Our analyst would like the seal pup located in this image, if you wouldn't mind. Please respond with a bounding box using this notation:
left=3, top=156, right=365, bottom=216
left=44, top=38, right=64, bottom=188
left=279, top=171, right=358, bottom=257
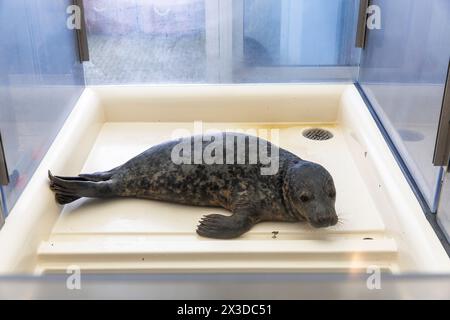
left=49, top=133, right=338, bottom=239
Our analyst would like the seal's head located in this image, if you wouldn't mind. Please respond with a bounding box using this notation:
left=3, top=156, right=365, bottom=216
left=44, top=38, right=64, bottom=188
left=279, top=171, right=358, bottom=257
left=284, top=162, right=338, bottom=228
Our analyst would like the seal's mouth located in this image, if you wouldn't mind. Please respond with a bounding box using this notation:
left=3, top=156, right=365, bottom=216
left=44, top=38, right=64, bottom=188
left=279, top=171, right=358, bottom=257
left=306, top=213, right=339, bottom=229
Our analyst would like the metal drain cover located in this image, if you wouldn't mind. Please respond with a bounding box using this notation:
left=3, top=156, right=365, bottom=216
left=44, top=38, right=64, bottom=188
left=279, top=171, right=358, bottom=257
left=303, top=128, right=333, bottom=141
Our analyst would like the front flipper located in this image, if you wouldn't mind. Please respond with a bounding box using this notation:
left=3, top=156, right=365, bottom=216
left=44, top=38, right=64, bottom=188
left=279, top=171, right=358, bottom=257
left=196, top=213, right=258, bottom=239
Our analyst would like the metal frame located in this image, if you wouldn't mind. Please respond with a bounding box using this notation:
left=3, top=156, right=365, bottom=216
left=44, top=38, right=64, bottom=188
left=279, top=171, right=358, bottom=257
left=0, top=132, right=8, bottom=186
left=355, top=0, right=369, bottom=48
left=204, top=0, right=236, bottom=82
left=437, top=172, right=450, bottom=245
left=433, top=60, right=450, bottom=167
left=74, top=0, right=89, bottom=62
left=0, top=190, right=5, bottom=229
left=234, top=66, right=359, bottom=83
left=0, top=130, right=7, bottom=227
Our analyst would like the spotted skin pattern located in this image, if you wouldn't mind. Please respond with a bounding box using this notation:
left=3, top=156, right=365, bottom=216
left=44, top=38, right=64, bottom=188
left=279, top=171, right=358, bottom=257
left=49, top=133, right=338, bottom=239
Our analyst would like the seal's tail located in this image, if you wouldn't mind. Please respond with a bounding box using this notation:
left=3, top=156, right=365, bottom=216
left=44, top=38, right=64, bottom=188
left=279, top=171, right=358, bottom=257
left=48, top=170, right=114, bottom=205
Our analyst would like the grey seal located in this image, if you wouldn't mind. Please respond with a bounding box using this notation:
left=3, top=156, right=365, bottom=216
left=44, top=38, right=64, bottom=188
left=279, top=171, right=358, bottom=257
left=49, top=133, right=338, bottom=239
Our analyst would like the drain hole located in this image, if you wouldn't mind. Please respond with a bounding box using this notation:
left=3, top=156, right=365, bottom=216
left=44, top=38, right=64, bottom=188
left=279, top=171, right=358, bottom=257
left=303, top=128, right=333, bottom=141
left=363, top=237, right=374, bottom=241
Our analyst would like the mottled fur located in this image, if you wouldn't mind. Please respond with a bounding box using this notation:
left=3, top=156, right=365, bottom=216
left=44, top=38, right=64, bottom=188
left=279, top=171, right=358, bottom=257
left=49, top=133, right=338, bottom=239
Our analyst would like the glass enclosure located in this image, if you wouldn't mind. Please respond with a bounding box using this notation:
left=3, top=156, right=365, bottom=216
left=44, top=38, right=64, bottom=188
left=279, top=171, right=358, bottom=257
left=83, top=0, right=360, bottom=84
left=0, top=0, right=449, bottom=245
left=0, top=0, right=85, bottom=213
left=359, top=0, right=450, bottom=211
left=0, top=1, right=450, bottom=302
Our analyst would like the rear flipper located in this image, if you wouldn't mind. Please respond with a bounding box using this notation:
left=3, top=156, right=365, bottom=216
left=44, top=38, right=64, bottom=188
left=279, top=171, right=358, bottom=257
left=79, top=170, right=115, bottom=182
left=51, top=170, right=115, bottom=183
left=55, top=193, right=81, bottom=205
left=49, top=171, right=114, bottom=205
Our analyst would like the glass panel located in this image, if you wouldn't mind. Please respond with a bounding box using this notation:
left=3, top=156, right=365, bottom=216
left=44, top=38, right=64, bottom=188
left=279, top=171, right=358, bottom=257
left=359, top=0, right=450, bottom=211
left=83, top=0, right=207, bottom=84
left=242, top=0, right=360, bottom=66
left=84, top=0, right=360, bottom=84
left=234, top=0, right=360, bottom=82
left=0, top=0, right=85, bottom=213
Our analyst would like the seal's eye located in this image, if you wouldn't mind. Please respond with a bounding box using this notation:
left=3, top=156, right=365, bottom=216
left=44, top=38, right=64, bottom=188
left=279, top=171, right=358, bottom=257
left=300, top=194, right=312, bottom=203
left=329, top=191, right=336, bottom=198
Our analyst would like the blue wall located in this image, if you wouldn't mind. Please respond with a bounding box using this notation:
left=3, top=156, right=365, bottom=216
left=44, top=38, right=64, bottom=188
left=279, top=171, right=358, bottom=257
left=0, top=0, right=85, bottom=213
left=359, top=0, right=450, bottom=211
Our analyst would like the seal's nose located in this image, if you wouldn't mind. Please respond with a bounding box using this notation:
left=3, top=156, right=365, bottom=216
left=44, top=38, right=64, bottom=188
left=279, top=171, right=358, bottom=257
left=309, top=213, right=338, bottom=228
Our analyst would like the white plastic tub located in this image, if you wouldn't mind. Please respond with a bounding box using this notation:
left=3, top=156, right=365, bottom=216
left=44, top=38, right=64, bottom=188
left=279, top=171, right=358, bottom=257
left=0, top=84, right=448, bottom=274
